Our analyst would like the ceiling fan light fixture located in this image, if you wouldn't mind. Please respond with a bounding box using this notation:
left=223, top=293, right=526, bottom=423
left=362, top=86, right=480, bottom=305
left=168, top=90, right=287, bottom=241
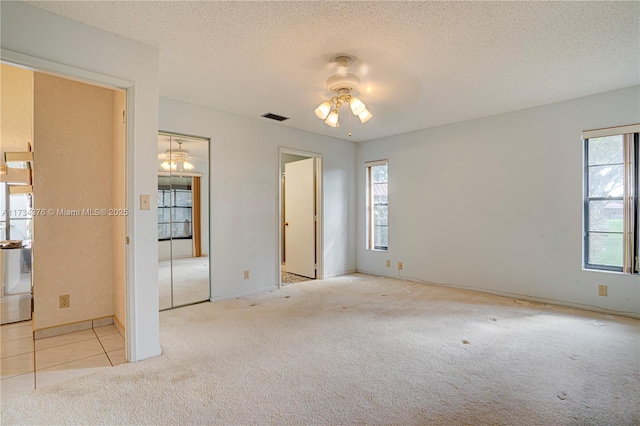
left=181, top=160, right=195, bottom=171
left=315, top=56, right=373, bottom=134
left=349, top=97, right=366, bottom=116
left=325, top=109, right=340, bottom=127
left=314, top=101, right=332, bottom=119
left=160, top=140, right=196, bottom=172
left=358, top=108, right=373, bottom=123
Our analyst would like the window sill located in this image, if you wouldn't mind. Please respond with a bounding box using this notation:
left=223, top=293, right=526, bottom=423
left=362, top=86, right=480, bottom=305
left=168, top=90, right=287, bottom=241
left=582, top=267, right=636, bottom=276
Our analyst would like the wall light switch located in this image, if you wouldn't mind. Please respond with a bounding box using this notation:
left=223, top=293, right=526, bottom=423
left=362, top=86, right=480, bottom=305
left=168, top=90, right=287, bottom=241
left=386, top=260, right=391, bottom=268
left=244, top=270, right=250, bottom=280
left=140, top=194, right=150, bottom=210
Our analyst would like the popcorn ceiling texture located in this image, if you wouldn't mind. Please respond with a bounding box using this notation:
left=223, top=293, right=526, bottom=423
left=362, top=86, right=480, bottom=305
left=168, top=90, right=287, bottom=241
left=2, top=274, right=638, bottom=424
left=25, top=1, right=639, bottom=142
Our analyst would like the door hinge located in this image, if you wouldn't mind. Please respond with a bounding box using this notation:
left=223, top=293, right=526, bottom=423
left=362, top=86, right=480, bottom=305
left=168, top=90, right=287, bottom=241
left=126, top=236, right=130, bottom=245
left=635, top=255, right=639, bottom=272
left=122, top=110, right=126, bottom=124
left=314, top=263, right=317, bottom=270
left=314, top=215, right=317, bottom=221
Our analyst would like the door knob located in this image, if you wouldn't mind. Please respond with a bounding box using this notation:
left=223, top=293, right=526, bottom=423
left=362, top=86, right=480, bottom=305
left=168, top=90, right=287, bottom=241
left=284, top=222, right=289, bottom=226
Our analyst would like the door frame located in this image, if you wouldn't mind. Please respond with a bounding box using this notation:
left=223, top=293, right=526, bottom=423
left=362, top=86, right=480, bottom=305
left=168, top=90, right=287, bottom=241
left=278, top=147, right=323, bottom=288
left=1, top=49, right=135, bottom=362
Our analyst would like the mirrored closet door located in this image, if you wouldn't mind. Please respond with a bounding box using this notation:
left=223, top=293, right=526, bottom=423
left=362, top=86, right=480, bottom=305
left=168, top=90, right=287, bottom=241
left=158, top=132, right=210, bottom=310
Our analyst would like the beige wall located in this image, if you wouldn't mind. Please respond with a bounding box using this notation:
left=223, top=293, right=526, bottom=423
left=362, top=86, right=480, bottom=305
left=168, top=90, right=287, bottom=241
left=112, top=90, right=126, bottom=329
left=33, top=73, right=116, bottom=330
left=1, top=64, right=33, bottom=156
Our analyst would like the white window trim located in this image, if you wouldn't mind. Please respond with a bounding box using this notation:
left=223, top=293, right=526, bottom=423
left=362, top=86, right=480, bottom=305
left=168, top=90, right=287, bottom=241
left=366, top=160, right=388, bottom=251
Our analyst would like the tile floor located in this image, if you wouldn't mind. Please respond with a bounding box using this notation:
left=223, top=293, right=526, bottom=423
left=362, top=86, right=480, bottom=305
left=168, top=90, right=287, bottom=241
left=1, top=321, right=125, bottom=397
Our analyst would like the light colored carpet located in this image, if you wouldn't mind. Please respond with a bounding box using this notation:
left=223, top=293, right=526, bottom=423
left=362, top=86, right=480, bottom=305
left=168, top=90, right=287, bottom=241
left=2, top=273, right=638, bottom=425
left=159, top=257, right=210, bottom=309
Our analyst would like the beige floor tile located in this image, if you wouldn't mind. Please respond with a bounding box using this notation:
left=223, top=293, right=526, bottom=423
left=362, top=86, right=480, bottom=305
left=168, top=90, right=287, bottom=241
left=1, top=372, right=35, bottom=396
left=106, top=348, right=126, bottom=366
left=1, top=323, right=32, bottom=342
left=93, top=325, right=118, bottom=337
left=34, top=329, right=95, bottom=352
left=1, top=336, right=34, bottom=359
left=0, top=352, right=34, bottom=379
left=36, top=353, right=111, bottom=389
left=35, top=338, right=104, bottom=371
left=98, top=333, right=124, bottom=353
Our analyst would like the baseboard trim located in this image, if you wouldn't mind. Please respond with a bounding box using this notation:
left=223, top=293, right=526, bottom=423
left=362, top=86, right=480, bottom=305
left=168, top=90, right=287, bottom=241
left=323, top=269, right=357, bottom=279
left=113, top=315, right=125, bottom=336
left=355, top=269, right=640, bottom=319
left=210, top=286, right=279, bottom=302
left=135, top=347, right=162, bottom=361
left=33, top=315, right=116, bottom=340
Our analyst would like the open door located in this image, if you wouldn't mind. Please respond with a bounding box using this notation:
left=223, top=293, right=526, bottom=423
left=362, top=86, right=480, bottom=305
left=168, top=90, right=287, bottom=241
left=284, top=158, right=316, bottom=279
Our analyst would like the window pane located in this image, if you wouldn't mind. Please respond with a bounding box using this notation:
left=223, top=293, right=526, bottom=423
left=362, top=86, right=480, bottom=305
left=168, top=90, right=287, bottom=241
left=372, top=165, right=387, bottom=183
left=175, top=190, right=192, bottom=206
left=588, top=201, right=623, bottom=232
left=9, top=194, right=31, bottom=217
left=588, top=135, right=623, bottom=166
left=158, top=207, right=171, bottom=223
left=9, top=219, right=30, bottom=240
left=587, top=233, right=623, bottom=267
left=157, top=191, right=166, bottom=207
left=172, top=221, right=192, bottom=238
left=172, top=207, right=191, bottom=223
left=0, top=183, right=6, bottom=214
left=373, top=205, right=388, bottom=226
left=374, top=225, right=388, bottom=249
left=158, top=223, right=171, bottom=240
left=373, top=182, right=387, bottom=204
left=588, top=165, right=623, bottom=197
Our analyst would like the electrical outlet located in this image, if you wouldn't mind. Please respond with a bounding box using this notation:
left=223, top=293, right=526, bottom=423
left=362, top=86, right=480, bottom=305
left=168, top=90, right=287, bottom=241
left=59, top=295, right=70, bottom=308
left=244, top=270, right=250, bottom=280
left=386, top=260, right=391, bottom=268
left=598, top=285, right=607, bottom=297
left=398, top=262, right=403, bottom=270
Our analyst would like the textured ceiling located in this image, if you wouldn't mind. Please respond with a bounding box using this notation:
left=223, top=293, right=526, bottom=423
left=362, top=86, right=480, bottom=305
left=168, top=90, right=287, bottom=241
left=26, top=1, right=640, bottom=142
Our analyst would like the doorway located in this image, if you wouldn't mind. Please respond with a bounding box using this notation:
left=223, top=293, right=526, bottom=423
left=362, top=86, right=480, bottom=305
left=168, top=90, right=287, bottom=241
left=279, top=148, right=323, bottom=286
left=0, top=62, right=128, bottom=395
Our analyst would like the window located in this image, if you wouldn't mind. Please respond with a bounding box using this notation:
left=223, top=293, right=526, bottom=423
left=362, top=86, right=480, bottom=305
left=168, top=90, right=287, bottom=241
left=583, top=125, right=638, bottom=274
left=158, top=176, right=192, bottom=241
left=0, top=183, right=32, bottom=241
left=366, top=160, right=388, bottom=250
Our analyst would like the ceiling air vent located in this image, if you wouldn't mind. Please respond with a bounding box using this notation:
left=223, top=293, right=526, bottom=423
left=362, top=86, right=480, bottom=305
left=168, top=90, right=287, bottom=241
left=261, top=113, right=289, bottom=122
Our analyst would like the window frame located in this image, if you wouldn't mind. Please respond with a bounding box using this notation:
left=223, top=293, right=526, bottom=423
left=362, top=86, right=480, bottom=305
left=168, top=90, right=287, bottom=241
left=366, top=159, right=388, bottom=251
left=582, top=128, right=638, bottom=274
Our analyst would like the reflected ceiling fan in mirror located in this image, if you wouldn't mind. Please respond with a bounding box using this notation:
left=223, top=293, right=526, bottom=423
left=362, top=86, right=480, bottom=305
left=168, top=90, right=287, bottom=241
left=314, top=55, right=373, bottom=136
left=160, top=139, right=195, bottom=172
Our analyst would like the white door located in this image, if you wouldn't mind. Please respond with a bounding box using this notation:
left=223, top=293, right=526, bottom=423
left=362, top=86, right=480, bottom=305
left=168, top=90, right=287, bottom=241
left=284, top=158, right=316, bottom=278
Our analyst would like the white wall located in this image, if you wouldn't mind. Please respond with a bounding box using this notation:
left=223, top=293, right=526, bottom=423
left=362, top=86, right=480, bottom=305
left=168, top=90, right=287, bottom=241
left=1, top=2, right=161, bottom=360
left=159, top=98, right=357, bottom=300
left=158, top=239, right=193, bottom=261
left=357, top=86, right=640, bottom=317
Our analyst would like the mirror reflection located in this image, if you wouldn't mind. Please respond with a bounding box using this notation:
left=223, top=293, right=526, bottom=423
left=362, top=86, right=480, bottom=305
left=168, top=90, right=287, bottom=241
left=158, top=132, right=210, bottom=310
